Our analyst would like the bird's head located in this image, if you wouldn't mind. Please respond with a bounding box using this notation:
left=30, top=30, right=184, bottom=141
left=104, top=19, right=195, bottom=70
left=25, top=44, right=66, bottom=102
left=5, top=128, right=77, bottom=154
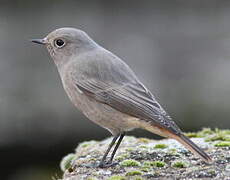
left=31, top=27, right=97, bottom=67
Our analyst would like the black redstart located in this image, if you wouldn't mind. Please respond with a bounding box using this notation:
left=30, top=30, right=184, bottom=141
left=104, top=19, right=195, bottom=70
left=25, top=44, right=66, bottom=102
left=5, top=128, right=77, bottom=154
left=31, top=28, right=212, bottom=167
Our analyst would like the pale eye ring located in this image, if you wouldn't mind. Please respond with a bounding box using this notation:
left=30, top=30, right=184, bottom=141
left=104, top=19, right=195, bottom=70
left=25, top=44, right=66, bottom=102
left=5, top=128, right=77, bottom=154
left=54, top=39, right=65, bottom=48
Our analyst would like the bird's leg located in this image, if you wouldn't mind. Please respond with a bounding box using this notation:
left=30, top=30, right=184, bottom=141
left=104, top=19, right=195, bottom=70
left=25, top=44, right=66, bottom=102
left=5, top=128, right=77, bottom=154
left=108, top=132, right=125, bottom=164
left=98, top=134, right=120, bottom=168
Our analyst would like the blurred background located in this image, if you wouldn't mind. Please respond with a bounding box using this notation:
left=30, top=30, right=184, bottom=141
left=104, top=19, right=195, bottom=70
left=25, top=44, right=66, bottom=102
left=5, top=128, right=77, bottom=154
left=1, top=0, right=230, bottom=179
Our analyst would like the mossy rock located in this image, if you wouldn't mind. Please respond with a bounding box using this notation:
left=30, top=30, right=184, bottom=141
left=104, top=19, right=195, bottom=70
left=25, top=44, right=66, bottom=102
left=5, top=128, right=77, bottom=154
left=60, top=128, right=230, bottom=180
left=120, top=159, right=141, bottom=167
left=171, top=160, right=189, bottom=168
left=154, top=143, right=168, bottom=149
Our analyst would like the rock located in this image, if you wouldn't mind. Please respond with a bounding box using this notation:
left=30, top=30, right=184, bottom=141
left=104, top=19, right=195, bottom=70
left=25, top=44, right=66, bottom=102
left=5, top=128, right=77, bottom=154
left=60, top=128, right=230, bottom=180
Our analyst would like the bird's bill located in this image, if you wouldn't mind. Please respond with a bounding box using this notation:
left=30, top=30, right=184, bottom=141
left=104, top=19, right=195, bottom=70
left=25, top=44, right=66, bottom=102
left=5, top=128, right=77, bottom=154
left=31, top=38, right=46, bottom=45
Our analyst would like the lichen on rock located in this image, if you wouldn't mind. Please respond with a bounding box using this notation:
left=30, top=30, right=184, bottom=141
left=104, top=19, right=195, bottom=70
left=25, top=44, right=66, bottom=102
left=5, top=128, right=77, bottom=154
left=60, top=128, right=230, bottom=180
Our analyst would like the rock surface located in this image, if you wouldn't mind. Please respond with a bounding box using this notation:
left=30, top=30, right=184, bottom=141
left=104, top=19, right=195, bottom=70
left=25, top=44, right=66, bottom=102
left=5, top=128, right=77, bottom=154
left=60, top=128, right=230, bottom=180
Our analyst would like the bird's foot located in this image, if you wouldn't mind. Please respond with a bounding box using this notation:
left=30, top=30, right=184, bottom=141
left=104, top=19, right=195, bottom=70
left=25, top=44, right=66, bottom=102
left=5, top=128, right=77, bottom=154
left=98, top=161, right=118, bottom=168
left=82, top=161, right=118, bottom=168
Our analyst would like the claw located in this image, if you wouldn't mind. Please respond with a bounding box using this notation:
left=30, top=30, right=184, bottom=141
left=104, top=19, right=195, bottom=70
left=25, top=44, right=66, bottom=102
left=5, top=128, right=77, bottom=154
left=81, top=161, right=118, bottom=168
left=98, top=161, right=118, bottom=168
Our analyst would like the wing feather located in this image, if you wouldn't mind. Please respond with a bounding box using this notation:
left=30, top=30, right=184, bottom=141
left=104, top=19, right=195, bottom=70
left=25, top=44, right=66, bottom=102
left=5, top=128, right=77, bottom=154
left=76, top=78, right=181, bottom=135
left=72, top=48, right=181, bottom=135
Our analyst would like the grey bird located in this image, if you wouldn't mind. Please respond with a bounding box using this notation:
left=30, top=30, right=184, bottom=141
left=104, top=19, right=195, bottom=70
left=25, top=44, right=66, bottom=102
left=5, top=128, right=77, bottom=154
left=31, top=27, right=212, bottom=167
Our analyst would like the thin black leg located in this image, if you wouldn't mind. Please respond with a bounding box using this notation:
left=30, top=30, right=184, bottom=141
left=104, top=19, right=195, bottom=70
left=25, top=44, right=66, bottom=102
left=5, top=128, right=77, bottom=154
left=109, top=132, right=125, bottom=163
left=98, top=134, right=119, bottom=167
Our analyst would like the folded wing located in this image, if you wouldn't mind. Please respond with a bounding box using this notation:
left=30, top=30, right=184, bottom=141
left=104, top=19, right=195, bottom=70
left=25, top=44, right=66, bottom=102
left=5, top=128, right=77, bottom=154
left=75, top=77, right=181, bottom=135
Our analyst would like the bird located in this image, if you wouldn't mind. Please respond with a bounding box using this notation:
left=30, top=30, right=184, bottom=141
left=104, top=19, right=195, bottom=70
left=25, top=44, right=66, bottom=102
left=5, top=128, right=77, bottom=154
left=31, top=27, right=212, bottom=168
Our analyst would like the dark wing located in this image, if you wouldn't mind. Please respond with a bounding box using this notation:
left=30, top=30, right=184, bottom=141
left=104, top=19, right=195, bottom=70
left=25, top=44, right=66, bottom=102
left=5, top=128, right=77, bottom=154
left=75, top=78, right=181, bottom=135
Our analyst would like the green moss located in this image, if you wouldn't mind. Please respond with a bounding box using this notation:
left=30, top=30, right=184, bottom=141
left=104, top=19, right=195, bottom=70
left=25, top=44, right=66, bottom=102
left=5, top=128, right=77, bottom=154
left=214, top=141, right=230, bottom=147
left=139, top=145, right=148, bottom=149
left=138, top=138, right=150, bottom=143
left=214, top=128, right=230, bottom=135
left=167, top=149, right=181, bottom=158
left=107, top=175, right=126, bottom=180
left=82, top=144, right=90, bottom=148
left=143, top=161, right=165, bottom=168
left=90, top=158, right=97, bottom=161
left=79, top=140, right=98, bottom=148
left=120, top=159, right=141, bottom=167
left=125, top=148, right=134, bottom=152
left=126, top=170, right=142, bottom=176
left=115, top=153, right=129, bottom=161
left=205, top=131, right=230, bottom=142
left=154, top=144, right=168, bottom=149
left=152, top=161, right=165, bottom=167
left=143, top=161, right=152, bottom=167
left=172, top=161, right=189, bottom=168
left=167, top=148, right=179, bottom=155
left=200, top=128, right=214, bottom=135
left=87, top=178, right=98, bottom=180
left=206, top=134, right=230, bottom=142
left=185, top=128, right=214, bottom=138
left=60, top=153, right=76, bottom=172
left=185, top=132, right=202, bottom=138
left=185, top=128, right=230, bottom=143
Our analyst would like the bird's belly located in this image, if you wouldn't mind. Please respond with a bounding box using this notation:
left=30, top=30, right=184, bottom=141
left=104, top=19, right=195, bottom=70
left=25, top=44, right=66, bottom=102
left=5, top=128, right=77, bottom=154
left=62, top=79, right=140, bottom=135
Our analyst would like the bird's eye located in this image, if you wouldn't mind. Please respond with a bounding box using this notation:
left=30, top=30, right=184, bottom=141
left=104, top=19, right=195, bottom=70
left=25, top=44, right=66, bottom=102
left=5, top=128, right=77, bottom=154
left=55, top=39, right=65, bottom=48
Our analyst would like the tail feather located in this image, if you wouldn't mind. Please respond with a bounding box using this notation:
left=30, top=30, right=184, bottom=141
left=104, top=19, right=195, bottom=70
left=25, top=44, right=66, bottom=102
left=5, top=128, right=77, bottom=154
left=141, top=122, right=212, bottom=163
left=174, top=133, right=212, bottom=163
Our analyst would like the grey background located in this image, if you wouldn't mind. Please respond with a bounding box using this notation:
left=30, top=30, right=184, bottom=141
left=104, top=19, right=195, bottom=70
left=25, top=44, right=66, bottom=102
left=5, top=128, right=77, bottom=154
left=0, top=0, right=230, bottom=179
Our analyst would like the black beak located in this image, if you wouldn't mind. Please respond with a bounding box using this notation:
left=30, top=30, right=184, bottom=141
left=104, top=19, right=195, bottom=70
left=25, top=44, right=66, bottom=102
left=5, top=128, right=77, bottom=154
left=31, top=39, right=46, bottom=45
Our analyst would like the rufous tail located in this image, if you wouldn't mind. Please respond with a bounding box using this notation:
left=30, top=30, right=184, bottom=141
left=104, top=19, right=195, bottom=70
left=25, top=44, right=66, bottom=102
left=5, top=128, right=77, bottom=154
left=141, top=122, right=212, bottom=163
